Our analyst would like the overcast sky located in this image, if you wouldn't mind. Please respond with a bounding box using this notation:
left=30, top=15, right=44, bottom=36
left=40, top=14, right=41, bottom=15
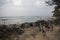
left=0, top=0, right=54, bottom=17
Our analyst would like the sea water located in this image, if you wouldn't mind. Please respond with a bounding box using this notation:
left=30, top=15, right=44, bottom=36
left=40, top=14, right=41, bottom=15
left=0, top=16, right=51, bottom=25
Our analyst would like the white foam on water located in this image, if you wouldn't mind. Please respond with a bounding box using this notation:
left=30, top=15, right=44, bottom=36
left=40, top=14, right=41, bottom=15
left=0, top=16, right=51, bottom=25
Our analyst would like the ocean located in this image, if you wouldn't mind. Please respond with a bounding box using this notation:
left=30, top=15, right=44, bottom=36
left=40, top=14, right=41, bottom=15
left=0, top=16, right=51, bottom=25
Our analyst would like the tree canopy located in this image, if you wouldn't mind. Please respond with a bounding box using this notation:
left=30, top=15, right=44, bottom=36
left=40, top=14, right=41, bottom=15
left=46, top=0, right=60, bottom=24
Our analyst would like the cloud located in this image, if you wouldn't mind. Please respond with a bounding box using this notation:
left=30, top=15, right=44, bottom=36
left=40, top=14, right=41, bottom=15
left=36, top=0, right=45, bottom=6
left=0, top=0, right=54, bottom=16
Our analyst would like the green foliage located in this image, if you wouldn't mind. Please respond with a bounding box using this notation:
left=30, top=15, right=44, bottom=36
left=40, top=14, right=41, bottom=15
left=46, top=0, right=60, bottom=23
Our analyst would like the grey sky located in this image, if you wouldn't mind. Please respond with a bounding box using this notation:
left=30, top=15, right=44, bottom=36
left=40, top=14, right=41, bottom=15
left=0, top=0, right=54, bottom=17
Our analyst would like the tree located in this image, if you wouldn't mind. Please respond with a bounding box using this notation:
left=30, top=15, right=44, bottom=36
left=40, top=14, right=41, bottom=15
left=46, top=0, right=60, bottom=24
